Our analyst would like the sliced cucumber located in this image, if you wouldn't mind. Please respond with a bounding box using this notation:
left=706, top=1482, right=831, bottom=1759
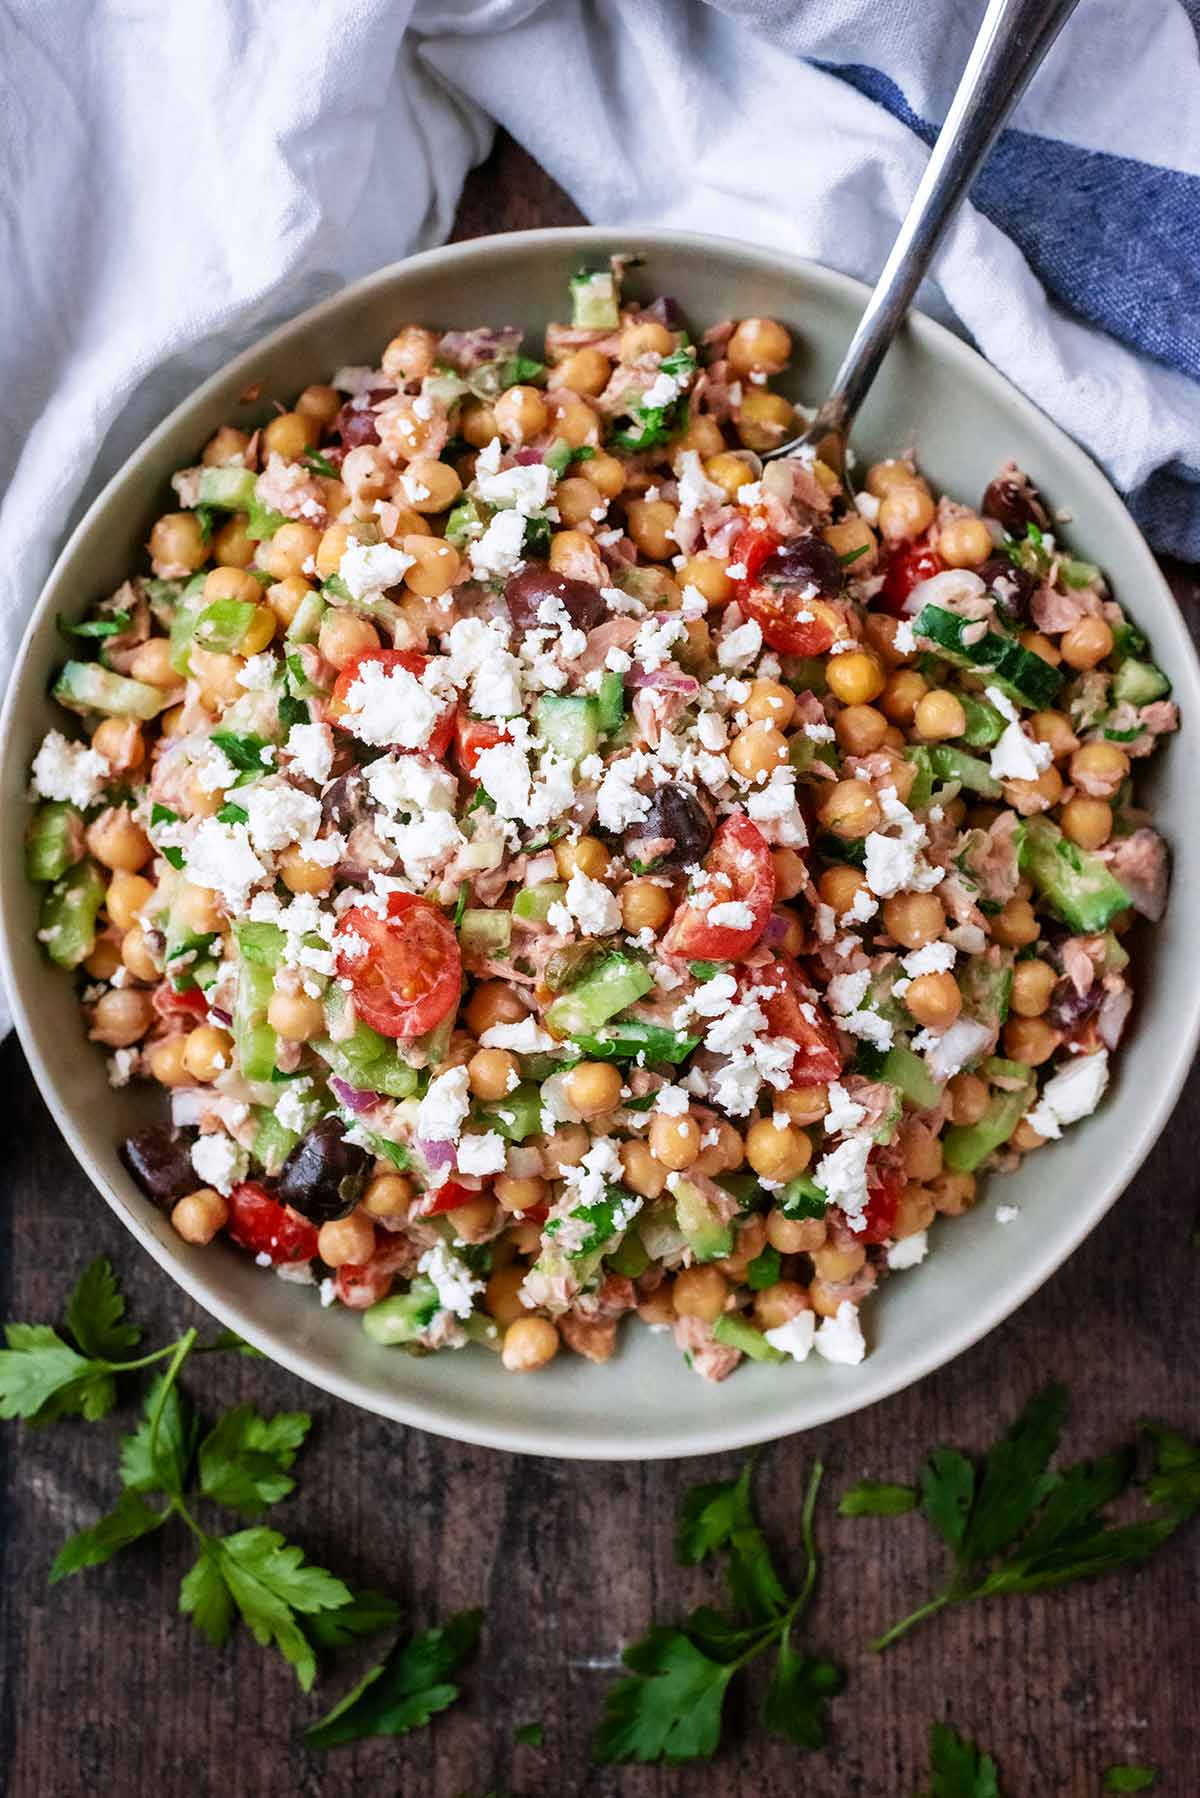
left=53, top=662, right=171, bottom=720
left=1022, top=817, right=1132, bottom=932
left=543, top=952, right=654, bottom=1039
left=536, top=692, right=601, bottom=764
left=913, top=603, right=1063, bottom=710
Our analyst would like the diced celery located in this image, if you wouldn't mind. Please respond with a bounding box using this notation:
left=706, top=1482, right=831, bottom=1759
left=569, top=268, right=619, bottom=329
left=285, top=590, right=327, bottom=645
left=362, top=1277, right=441, bottom=1345
left=252, top=1108, right=300, bottom=1175
left=543, top=953, right=654, bottom=1039
left=444, top=496, right=484, bottom=549
left=877, top=1044, right=943, bottom=1110
left=1112, top=658, right=1170, bottom=707
left=197, top=466, right=257, bottom=511
left=38, top=859, right=105, bottom=969
left=512, top=882, right=566, bottom=923
left=25, top=801, right=84, bottom=882
left=779, top=1175, right=828, bottom=1220
left=459, top=909, right=511, bottom=955
left=236, top=920, right=287, bottom=968
left=903, top=747, right=935, bottom=809
left=233, top=950, right=277, bottom=1084
left=194, top=598, right=257, bottom=655
left=673, top=1179, right=733, bottom=1262
left=1022, top=817, right=1132, bottom=932
left=53, top=662, right=170, bottom=720
left=606, top=1231, right=650, bottom=1280
left=959, top=949, right=1015, bottom=1027
left=711, top=1314, right=785, bottom=1363
left=943, top=1083, right=1033, bottom=1173
left=477, top=1082, right=543, bottom=1142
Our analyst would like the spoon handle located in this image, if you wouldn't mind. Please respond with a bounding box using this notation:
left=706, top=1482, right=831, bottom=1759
left=820, top=0, right=1081, bottom=435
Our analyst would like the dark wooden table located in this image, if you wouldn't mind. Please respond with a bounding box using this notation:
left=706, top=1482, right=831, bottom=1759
left=2, top=138, right=1198, bottom=1798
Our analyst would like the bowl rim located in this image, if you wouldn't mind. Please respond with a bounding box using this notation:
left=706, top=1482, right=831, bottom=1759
left=3, top=223, right=1198, bottom=1460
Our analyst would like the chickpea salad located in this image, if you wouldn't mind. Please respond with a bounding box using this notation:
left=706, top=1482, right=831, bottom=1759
left=27, top=258, right=1177, bottom=1382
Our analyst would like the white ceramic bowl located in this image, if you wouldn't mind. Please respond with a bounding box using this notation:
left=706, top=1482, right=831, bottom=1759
left=3, top=228, right=1197, bottom=1459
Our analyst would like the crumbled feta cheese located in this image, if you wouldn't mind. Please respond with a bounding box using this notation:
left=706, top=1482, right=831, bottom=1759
left=633, top=613, right=687, bottom=672
left=469, top=507, right=527, bottom=581
left=764, top=1311, right=817, bottom=1362
left=901, top=942, right=957, bottom=978
left=190, top=1132, right=249, bottom=1197
left=915, top=1016, right=993, bottom=1082
left=417, top=1066, right=472, bottom=1145
left=285, top=723, right=334, bottom=785
left=475, top=461, right=556, bottom=516
left=564, top=869, right=622, bottom=936
left=275, top=1079, right=319, bottom=1136
left=365, top=754, right=457, bottom=816
left=825, top=1081, right=867, bottom=1136
left=418, top=1240, right=485, bottom=1319
left=996, top=1204, right=1021, bottom=1224
left=813, top=1300, right=866, bottom=1365
left=717, top=620, right=763, bottom=670
left=1023, top=1050, right=1109, bottom=1140
left=989, top=721, right=1053, bottom=784
left=812, top=1135, right=872, bottom=1229
left=864, top=832, right=919, bottom=899
left=478, top=1017, right=556, bottom=1053
left=655, top=1084, right=690, bottom=1116
left=887, top=1231, right=929, bottom=1270
left=30, top=730, right=111, bottom=808
left=338, top=541, right=414, bottom=600
left=106, top=1047, right=138, bottom=1088
left=342, top=657, right=442, bottom=750
left=237, top=653, right=277, bottom=691
left=595, top=754, right=652, bottom=832
left=186, top=819, right=267, bottom=907
left=243, top=783, right=322, bottom=855
left=456, top=1131, right=509, bottom=1177
left=707, top=900, right=754, bottom=930
left=892, top=620, right=917, bottom=654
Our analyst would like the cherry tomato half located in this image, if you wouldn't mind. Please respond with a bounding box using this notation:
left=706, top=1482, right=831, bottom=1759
left=423, top=1180, right=483, bottom=1216
left=334, top=1234, right=413, bottom=1310
left=334, top=892, right=462, bottom=1041
left=732, top=523, right=838, bottom=657
left=152, top=983, right=210, bottom=1023
left=858, top=1166, right=903, bottom=1244
left=226, top=1181, right=320, bottom=1264
left=329, top=649, right=456, bottom=759
left=880, top=541, right=942, bottom=618
left=662, top=813, right=776, bottom=960
left=753, top=958, right=843, bottom=1084
left=454, top=715, right=510, bottom=778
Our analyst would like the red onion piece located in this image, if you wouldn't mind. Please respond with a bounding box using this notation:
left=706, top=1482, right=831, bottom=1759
left=514, top=447, right=544, bottom=466
left=627, top=668, right=700, bottom=698
left=415, top=1137, right=456, bottom=1172
left=328, top=1076, right=383, bottom=1115
left=207, top=1005, right=233, bottom=1027
left=760, top=912, right=792, bottom=948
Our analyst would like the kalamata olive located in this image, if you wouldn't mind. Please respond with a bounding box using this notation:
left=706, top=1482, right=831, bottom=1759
left=122, top=1126, right=198, bottom=1205
left=977, top=555, right=1035, bottom=622
left=758, top=534, right=842, bottom=598
left=625, top=783, right=714, bottom=868
left=504, top=562, right=606, bottom=636
left=981, top=467, right=1049, bottom=537
left=334, top=391, right=391, bottom=450
left=321, top=770, right=368, bottom=833
left=1046, top=978, right=1102, bottom=1033
left=277, top=1118, right=371, bottom=1224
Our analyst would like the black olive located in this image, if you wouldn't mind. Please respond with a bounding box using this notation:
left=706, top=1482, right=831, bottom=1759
left=977, top=555, right=1035, bottom=623
left=334, top=391, right=391, bottom=449
left=758, top=533, right=842, bottom=598
left=980, top=469, right=1049, bottom=538
left=321, top=770, right=368, bottom=833
left=276, top=1118, right=371, bottom=1224
left=121, top=1126, right=198, bottom=1205
left=625, top=783, right=714, bottom=868
left=504, top=562, right=606, bottom=636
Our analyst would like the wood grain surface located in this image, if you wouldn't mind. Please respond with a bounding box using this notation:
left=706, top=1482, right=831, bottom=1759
left=2, top=136, right=1197, bottom=1798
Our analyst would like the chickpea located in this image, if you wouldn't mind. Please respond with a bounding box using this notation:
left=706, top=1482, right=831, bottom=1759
left=620, top=320, right=675, bottom=363
left=1060, top=796, right=1112, bottom=851
left=694, top=1120, right=745, bottom=1178
left=930, top=1172, right=976, bottom=1216
left=506, top=1217, right=544, bottom=1255
left=83, top=937, right=122, bottom=981
left=202, top=425, right=250, bottom=466
left=91, top=716, right=144, bottom=774
left=778, top=1084, right=830, bottom=1127
left=728, top=317, right=791, bottom=376
left=183, top=1025, right=234, bottom=1083
left=812, top=1238, right=867, bottom=1283
left=548, top=529, right=603, bottom=578
left=914, top=689, right=967, bottom=741
left=742, top=678, right=793, bottom=729
left=703, top=451, right=757, bottom=501
left=676, top=413, right=725, bottom=459
left=394, top=457, right=459, bottom=518
left=171, top=1188, right=229, bottom=1246
left=1019, top=629, right=1062, bottom=667
left=1011, top=959, right=1057, bottom=1017
left=492, top=384, right=549, bottom=445
left=563, top=1062, right=623, bottom=1120
left=105, top=871, right=154, bottom=932
left=381, top=325, right=438, bottom=383
left=147, top=1036, right=191, bottom=1088
left=317, top=1211, right=377, bottom=1268
left=771, top=847, right=807, bottom=902
left=1003, top=764, right=1063, bottom=816
left=878, top=670, right=927, bottom=728
left=403, top=534, right=459, bottom=598
left=128, top=638, right=181, bottom=690
left=736, top=389, right=794, bottom=452
left=262, top=412, right=317, bottom=461
left=882, top=892, right=944, bottom=950
left=772, top=907, right=806, bottom=956
left=213, top=513, right=255, bottom=569
left=238, top=607, right=277, bottom=657
left=86, top=808, right=151, bottom=874
left=752, top=1281, right=809, bottom=1333
left=866, top=459, right=922, bottom=498
left=862, top=612, right=911, bottom=669
left=465, top=982, right=526, bottom=1036
left=620, top=1140, right=668, bottom=1200
left=502, top=1315, right=560, bottom=1373
left=620, top=878, right=673, bottom=935
left=493, top=1174, right=548, bottom=1216
left=554, top=476, right=603, bottom=528
left=1003, top=1015, right=1060, bottom=1066
left=766, top=1208, right=826, bottom=1254
left=878, top=483, right=936, bottom=544
left=947, top=1072, right=990, bottom=1126
left=554, top=835, right=608, bottom=880
left=546, top=393, right=599, bottom=449
left=624, top=496, right=678, bottom=562
left=678, top=553, right=732, bottom=608
left=278, top=847, right=334, bottom=897
left=821, top=513, right=877, bottom=570
left=825, top=650, right=884, bottom=708
left=937, top=513, right=993, bottom=568
left=318, top=610, right=380, bottom=670
left=295, top=383, right=341, bottom=429
left=555, top=347, right=611, bottom=395
left=587, top=451, right=626, bottom=499
left=637, top=1284, right=677, bottom=1326
left=715, top=1213, right=768, bottom=1280
left=262, top=521, right=320, bottom=583
left=266, top=574, right=312, bottom=630
left=1011, top=1117, right=1048, bottom=1152
left=818, top=778, right=882, bottom=839
left=1030, top=709, right=1079, bottom=759
left=1060, top=615, right=1113, bottom=671
left=648, top=1110, right=703, bottom=1171
left=159, top=704, right=188, bottom=738
left=90, top=989, right=154, bottom=1047
left=362, top=1173, right=415, bottom=1220
left=1069, top=741, right=1129, bottom=798
left=745, top=1118, right=813, bottom=1184
left=313, top=526, right=352, bottom=582
left=672, top=1266, right=728, bottom=1323
left=267, top=989, right=324, bottom=1043
left=819, top=865, right=870, bottom=916
left=458, top=400, right=499, bottom=449
left=730, top=722, right=789, bottom=781
left=468, top=1047, right=518, bottom=1102
left=120, top=925, right=159, bottom=983
left=905, top=971, right=962, bottom=1031
left=149, top=512, right=208, bottom=576
left=992, top=896, right=1041, bottom=948
left=443, top=1195, right=496, bottom=1244
left=835, top=703, right=888, bottom=756
left=189, top=647, right=245, bottom=709
left=899, top=1121, right=943, bottom=1182
left=484, top=1264, right=528, bottom=1326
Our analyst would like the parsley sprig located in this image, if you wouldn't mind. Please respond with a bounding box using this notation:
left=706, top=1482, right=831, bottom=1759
left=593, top=1457, right=843, bottom=1765
left=851, top=1385, right=1200, bottom=1651
left=920, top=1720, right=1003, bottom=1797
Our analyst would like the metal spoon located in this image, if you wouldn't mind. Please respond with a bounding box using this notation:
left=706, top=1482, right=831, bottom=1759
left=764, top=0, right=1082, bottom=473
